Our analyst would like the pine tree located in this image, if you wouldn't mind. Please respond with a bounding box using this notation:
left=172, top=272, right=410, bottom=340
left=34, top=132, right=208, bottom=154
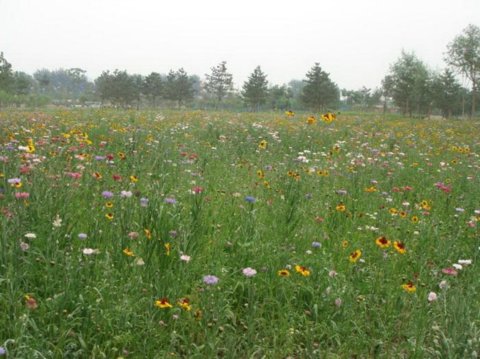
left=242, top=66, right=268, bottom=111
left=301, top=63, right=339, bottom=111
left=205, top=61, right=233, bottom=107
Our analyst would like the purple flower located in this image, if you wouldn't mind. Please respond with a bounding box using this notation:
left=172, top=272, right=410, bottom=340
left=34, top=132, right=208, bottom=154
left=78, top=233, right=88, bottom=240
left=245, top=196, right=256, bottom=203
left=203, top=275, right=219, bottom=285
left=95, top=155, right=106, bottom=161
left=140, top=197, right=149, bottom=207
left=164, top=197, right=177, bottom=204
left=0, top=346, right=5, bottom=356
left=312, top=241, right=322, bottom=248
left=102, top=190, right=114, bottom=199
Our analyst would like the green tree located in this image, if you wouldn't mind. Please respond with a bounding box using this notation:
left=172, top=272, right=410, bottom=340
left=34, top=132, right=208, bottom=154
left=431, top=69, right=463, bottom=118
left=94, top=70, right=139, bottom=107
left=445, top=24, right=480, bottom=116
left=142, top=72, right=163, bottom=107
left=241, top=66, right=269, bottom=111
left=387, top=51, right=431, bottom=117
left=269, top=84, right=292, bottom=110
left=13, top=71, right=33, bottom=95
left=301, top=63, right=339, bottom=111
left=204, top=61, right=233, bottom=107
left=164, top=68, right=194, bottom=108
left=0, top=52, right=14, bottom=93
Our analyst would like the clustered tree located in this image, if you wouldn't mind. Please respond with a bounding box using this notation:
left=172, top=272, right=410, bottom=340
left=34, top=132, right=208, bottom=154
left=1, top=24, right=479, bottom=116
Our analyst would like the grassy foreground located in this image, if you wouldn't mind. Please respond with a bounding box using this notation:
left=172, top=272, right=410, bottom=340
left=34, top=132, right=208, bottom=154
left=0, top=109, right=479, bottom=358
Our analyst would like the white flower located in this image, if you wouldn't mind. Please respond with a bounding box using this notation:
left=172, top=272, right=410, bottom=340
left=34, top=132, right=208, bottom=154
left=180, top=254, right=191, bottom=262
left=458, top=259, right=472, bottom=266
left=120, top=190, right=133, bottom=198
left=24, top=233, right=37, bottom=239
left=427, top=292, right=438, bottom=302
left=82, top=248, right=99, bottom=255
left=452, top=263, right=463, bottom=270
left=52, top=214, right=62, bottom=228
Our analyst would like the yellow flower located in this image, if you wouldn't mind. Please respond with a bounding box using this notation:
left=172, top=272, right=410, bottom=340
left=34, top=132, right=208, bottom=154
left=364, top=186, right=377, bottom=193
left=321, top=112, right=336, bottom=123
left=93, top=172, right=102, bottom=180
left=26, top=145, right=35, bottom=153
left=401, top=281, right=416, bottom=293
left=336, top=203, right=346, bottom=212
left=295, top=265, right=311, bottom=277
left=144, top=229, right=152, bottom=239
left=155, top=298, right=173, bottom=309
left=411, top=215, right=419, bottom=223
left=285, top=110, right=295, bottom=117
left=130, top=175, right=138, bottom=183
left=123, top=248, right=135, bottom=257
left=420, top=200, right=431, bottom=211
left=177, top=298, right=192, bottom=311
left=389, top=208, right=398, bottom=215
left=258, top=140, right=268, bottom=150
left=306, top=116, right=316, bottom=125
left=164, top=243, right=171, bottom=256
left=375, top=236, right=390, bottom=249
left=393, top=241, right=406, bottom=254
left=349, top=249, right=362, bottom=263
left=342, top=240, right=349, bottom=249
left=256, top=169, right=265, bottom=179
left=105, top=202, right=113, bottom=208
left=105, top=213, right=114, bottom=220
left=277, top=269, right=290, bottom=277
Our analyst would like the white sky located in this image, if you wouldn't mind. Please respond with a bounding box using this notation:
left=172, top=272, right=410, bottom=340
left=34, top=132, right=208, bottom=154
left=1, top=0, right=479, bottom=90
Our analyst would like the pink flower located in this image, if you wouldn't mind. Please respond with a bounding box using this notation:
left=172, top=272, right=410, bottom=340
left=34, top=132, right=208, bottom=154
left=67, top=172, right=82, bottom=179
left=191, top=186, right=204, bottom=194
left=427, top=292, right=438, bottom=302
left=242, top=267, right=257, bottom=277
left=441, top=267, right=458, bottom=276
left=128, top=232, right=139, bottom=239
left=15, top=192, right=30, bottom=199
left=180, top=254, right=191, bottom=262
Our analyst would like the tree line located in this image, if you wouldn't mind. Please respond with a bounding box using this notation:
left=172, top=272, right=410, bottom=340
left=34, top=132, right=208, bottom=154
left=0, top=24, right=479, bottom=117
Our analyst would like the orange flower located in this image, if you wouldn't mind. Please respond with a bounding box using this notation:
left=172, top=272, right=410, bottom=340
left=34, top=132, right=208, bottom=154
left=349, top=249, right=362, bottom=263
left=393, top=241, right=406, bottom=254
left=375, top=236, right=390, bottom=249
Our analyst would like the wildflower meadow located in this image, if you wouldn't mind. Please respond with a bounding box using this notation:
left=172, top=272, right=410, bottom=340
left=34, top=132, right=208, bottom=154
left=0, top=109, right=479, bottom=358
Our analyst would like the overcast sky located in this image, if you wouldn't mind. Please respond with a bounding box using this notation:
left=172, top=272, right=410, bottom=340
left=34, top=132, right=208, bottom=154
left=1, top=0, right=479, bottom=90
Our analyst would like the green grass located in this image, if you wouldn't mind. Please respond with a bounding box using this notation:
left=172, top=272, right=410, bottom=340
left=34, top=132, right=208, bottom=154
left=0, top=109, right=479, bottom=358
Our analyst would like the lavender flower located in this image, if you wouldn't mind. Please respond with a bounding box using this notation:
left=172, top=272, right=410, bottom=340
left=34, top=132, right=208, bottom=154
left=203, top=275, right=219, bottom=285
left=102, top=190, right=114, bottom=199
left=245, top=196, right=256, bottom=203
left=164, top=197, right=177, bottom=204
